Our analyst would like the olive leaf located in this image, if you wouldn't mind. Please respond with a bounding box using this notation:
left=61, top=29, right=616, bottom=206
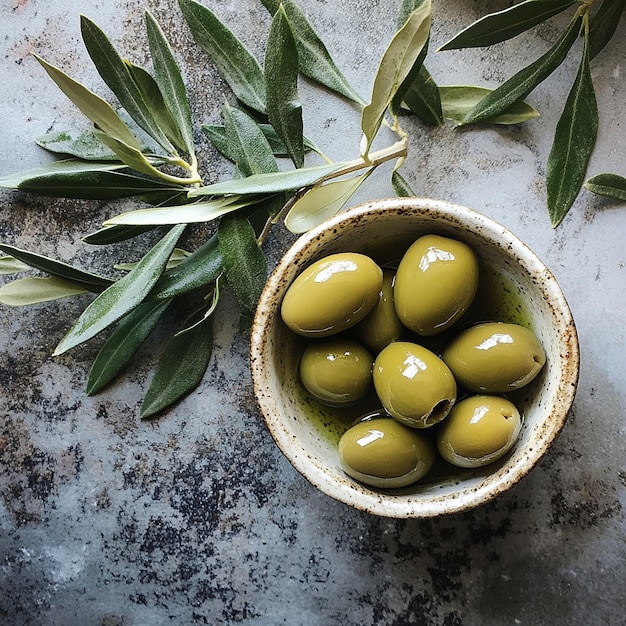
left=284, top=171, right=372, bottom=234
left=0, top=276, right=89, bottom=306
left=148, top=234, right=223, bottom=301
left=584, top=173, right=626, bottom=201
left=438, top=0, right=577, bottom=51
left=217, top=215, right=267, bottom=321
left=588, top=0, right=626, bottom=60
left=123, top=61, right=188, bottom=153
left=440, top=86, right=539, bottom=125
left=178, top=0, right=266, bottom=114
left=260, top=0, right=365, bottom=106
left=400, top=65, right=443, bottom=126
left=53, top=223, right=185, bottom=355
left=32, top=54, right=141, bottom=150
left=0, top=256, right=31, bottom=275
left=104, top=196, right=265, bottom=226
left=361, top=0, right=431, bottom=156
left=461, top=14, right=583, bottom=125
left=80, top=15, right=176, bottom=154
left=87, top=298, right=172, bottom=395
left=0, top=244, right=113, bottom=292
left=391, top=170, right=416, bottom=197
left=94, top=130, right=197, bottom=185
left=35, top=130, right=120, bottom=161
left=82, top=225, right=156, bottom=245
left=265, top=5, right=304, bottom=169
left=140, top=312, right=214, bottom=419
left=145, top=9, right=196, bottom=158
left=221, top=102, right=279, bottom=177
left=114, top=248, right=190, bottom=272
left=203, top=122, right=317, bottom=160
left=546, top=29, right=598, bottom=227
left=189, top=161, right=350, bottom=197
left=0, top=159, right=184, bottom=200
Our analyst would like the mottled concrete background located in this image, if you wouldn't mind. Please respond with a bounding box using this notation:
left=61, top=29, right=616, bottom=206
left=1, top=1, right=624, bottom=624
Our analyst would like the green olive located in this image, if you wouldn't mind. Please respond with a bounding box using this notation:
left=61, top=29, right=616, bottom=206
left=394, top=234, right=479, bottom=336
left=299, top=338, right=373, bottom=406
left=353, top=269, right=404, bottom=353
left=339, top=417, right=436, bottom=488
left=442, top=322, right=546, bottom=393
left=436, top=395, right=522, bottom=468
left=373, top=341, right=457, bottom=428
left=281, top=252, right=383, bottom=337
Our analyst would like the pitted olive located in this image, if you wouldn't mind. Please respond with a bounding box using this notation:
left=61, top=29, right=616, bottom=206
left=373, top=341, right=457, bottom=428
left=281, top=252, right=383, bottom=337
left=339, top=417, right=436, bottom=488
left=442, top=322, right=546, bottom=393
left=353, top=269, right=404, bottom=353
left=394, top=234, right=479, bottom=336
left=436, top=395, right=522, bottom=468
left=299, top=337, right=373, bottom=406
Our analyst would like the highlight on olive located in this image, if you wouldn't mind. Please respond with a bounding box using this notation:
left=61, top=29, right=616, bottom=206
left=373, top=341, right=457, bottom=428
left=281, top=252, right=383, bottom=337
left=299, top=337, right=373, bottom=406
left=442, top=321, right=546, bottom=393
left=436, top=395, right=522, bottom=468
left=338, top=417, right=436, bottom=488
left=394, top=234, right=479, bottom=336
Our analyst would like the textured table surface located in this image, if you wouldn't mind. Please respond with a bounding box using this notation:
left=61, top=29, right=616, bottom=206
left=1, top=1, right=624, bottom=624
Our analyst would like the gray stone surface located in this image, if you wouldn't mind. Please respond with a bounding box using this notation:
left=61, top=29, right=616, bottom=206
left=0, top=1, right=624, bottom=624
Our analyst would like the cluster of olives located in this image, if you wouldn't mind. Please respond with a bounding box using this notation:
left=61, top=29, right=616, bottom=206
left=280, top=234, right=546, bottom=489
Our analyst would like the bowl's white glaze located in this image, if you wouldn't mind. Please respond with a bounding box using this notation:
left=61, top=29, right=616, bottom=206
left=250, top=198, right=579, bottom=518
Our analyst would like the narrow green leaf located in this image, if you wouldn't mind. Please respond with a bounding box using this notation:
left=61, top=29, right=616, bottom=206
left=202, top=122, right=316, bottom=159
left=94, top=130, right=179, bottom=183
left=462, top=15, right=583, bottom=125
left=178, top=0, right=266, bottom=113
left=32, top=53, right=141, bottom=150
left=35, top=130, right=119, bottom=161
left=124, top=61, right=187, bottom=151
left=361, top=0, right=431, bottom=155
left=265, top=6, right=304, bottom=169
left=149, top=234, right=223, bottom=301
left=80, top=15, right=175, bottom=153
left=104, top=195, right=264, bottom=226
left=217, top=215, right=267, bottom=320
left=260, top=0, right=365, bottom=105
left=82, top=225, right=156, bottom=245
left=53, top=224, right=185, bottom=355
left=221, top=102, right=279, bottom=176
left=0, top=256, right=31, bottom=275
left=0, top=244, right=113, bottom=292
left=140, top=314, right=214, bottom=419
left=401, top=65, right=443, bottom=125
left=440, top=85, right=539, bottom=125
left=87, top=298, right=171, bottom=395
left=438, top=0, right=576, bottom=50
left=188, top=161, right=350, bottom=197
left=145, top=10, right=195, bottom=156
left=391, top=170, right=416, bottom=197
left=589, top=0, right=626, bottom=60
left=584, top=173, right=626, bottom=201
left=0, top=276, right=88, bottom=306
left=0, top=159, right=182, bottom=200
left=284, top=171, right=372, bottom=234
left=115, top=248, right=190, bottom=272
left=546, top=32, right=598, bottom=227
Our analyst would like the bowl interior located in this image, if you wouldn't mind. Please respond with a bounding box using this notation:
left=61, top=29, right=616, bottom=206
left=250, top=198, right=579, bottom=518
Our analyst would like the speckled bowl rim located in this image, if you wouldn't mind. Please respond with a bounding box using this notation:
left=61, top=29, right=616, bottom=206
left=250, top=197, right=580, bottom=518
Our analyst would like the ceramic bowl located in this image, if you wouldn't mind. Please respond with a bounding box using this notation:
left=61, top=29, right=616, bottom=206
left=249, top=198, right=579, bottom=518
